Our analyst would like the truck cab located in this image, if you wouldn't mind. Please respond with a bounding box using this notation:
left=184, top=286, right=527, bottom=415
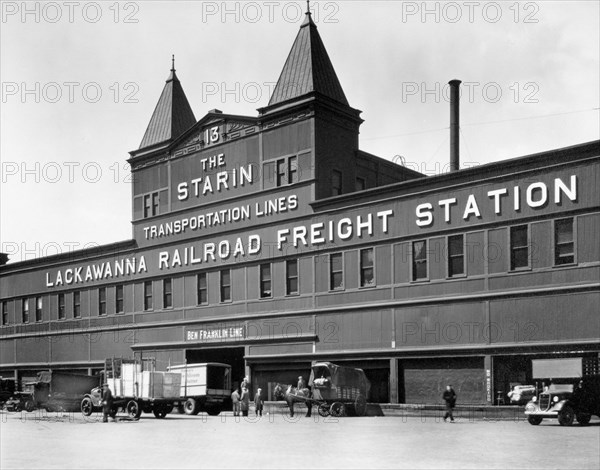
left=525, top=375, right=600, bottom=426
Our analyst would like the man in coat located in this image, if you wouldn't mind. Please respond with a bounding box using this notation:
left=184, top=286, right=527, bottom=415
left=101, top=383, right=114, bottom=423
left=240, top=387, right=250, bottom=417
left=254, top=388, right=264, bottom=417
left=442, top=385, right=457, bottom=422
left=231, top=388, right=241, bottom=417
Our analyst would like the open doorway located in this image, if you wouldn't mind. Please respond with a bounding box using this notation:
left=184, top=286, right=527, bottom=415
left=186, top=347, right=246, bottom=390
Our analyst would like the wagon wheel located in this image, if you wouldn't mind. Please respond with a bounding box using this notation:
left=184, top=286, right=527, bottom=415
left=354, top=395, right=367, bottom=417
left=318, top=403, right=330, bottom=417
left=330, top=402, right=345, bottom=417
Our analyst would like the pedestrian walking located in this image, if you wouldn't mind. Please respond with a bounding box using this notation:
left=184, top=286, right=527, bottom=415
left=231, top=388, right=241, bottom=417
left=240, top=386, right=250, bottom=417
left=443, top=385, right=456, bottom=422
left=254, top=388, right=264, bottom=416
left=101, top=383, right=114, bottom=423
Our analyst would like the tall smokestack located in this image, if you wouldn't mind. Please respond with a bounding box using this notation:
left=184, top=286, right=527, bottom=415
left=449, top=79, right=461, bottom=172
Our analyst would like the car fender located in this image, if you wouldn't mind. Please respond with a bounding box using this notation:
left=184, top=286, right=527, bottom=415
left=552, top=399, right=572, bottom=412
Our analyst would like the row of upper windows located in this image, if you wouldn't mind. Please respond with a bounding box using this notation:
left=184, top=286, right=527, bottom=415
left=0, top=217, right=579, bottom=325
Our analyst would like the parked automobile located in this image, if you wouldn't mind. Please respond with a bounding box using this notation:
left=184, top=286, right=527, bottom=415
left=507, top=384, right=536, bottom=405
left=4, top=392, right=35, bottom=412
left=525, top=374, right=600, bottom=426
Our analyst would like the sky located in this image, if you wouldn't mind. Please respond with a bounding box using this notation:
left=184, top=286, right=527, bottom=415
left=1, top=0, right=598, bottom=263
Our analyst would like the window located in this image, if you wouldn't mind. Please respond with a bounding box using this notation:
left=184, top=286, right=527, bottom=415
left=510, top=225, right=529, bottom=270
left=22, top=299, right=29, bottom=323
left=143, top=192, right=159, bottom=218
left=356, top=177, right=366, bottom=192
left=330, top=253, right=344, bottom=290
left=98, top=287, right=106, bottom=316
left=220, top=270, right=231, bottom=302
left=412, top=240, right=428, bottom=281
left=260, top=264, right=272, bottom=298
left=197, top=273, right=208, bottom=305
left=275, top=156, right=298, bottom=187
left=144, top=281, right=153, bottom=310
left=116, top=285, right=124, bottom=314
left=288, top=156, right=298, bottom=184
left=2, top=301, right=8, bottom=325
left=163, top=278, right=173, bottom=308
left=276, top=159, right=286, bottom=186
left=360, top=248, right=375, bottom=287
left=448, top=234, right=465, bottom=277
left=286, top=259, right=299, bottom=295
left=35, top=296, right=43, bottom=322
left=22, top=299, right=29, bottom=324
left=58, top=293, right=65, bottom=319
left=555, top=218, right=575, bottom=265
left=73, top=291, right=81, bottom=318
left=332, top=170, right=342, bottom=196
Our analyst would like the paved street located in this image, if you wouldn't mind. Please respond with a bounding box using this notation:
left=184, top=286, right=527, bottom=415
left=1, top=410, right=598, bottom=469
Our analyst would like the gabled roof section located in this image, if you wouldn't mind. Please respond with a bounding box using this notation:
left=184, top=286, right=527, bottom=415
left=139, top=60, right=196, bottom=150
left=268, top=11, right=348, bottom=107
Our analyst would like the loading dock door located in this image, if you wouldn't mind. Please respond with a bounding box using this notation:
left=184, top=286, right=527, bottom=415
left=186, top=347, right=245, bottom=389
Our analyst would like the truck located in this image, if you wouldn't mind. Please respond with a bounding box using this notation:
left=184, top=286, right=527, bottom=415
left=524, top=358, right=600, bottom=426
left=81, top=358, right=181, bottom=419
left=21, top=371, right=100, bottom=412
left=168, top=362, right=232, bottom=416
left=81, top=359, right=232, bottom=419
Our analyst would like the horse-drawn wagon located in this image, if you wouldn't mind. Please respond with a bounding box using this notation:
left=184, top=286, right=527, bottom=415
left=275, top=361, right=370, bottom=417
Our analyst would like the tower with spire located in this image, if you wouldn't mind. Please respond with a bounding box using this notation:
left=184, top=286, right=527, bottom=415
left=128, top=11, right=419, bottom=232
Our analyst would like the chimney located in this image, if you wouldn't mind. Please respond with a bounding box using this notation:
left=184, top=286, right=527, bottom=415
left=449, top=79, right=461, bottom=172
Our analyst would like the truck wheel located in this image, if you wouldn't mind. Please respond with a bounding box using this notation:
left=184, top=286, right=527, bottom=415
left=206, top=407, right=221, bottom=416
left=80, top=397, right=94, bottom=417
left=576, top=412, right=591, bottom=425
left=527, top=416, right=543, bottom=425
left=24, top=400, right=35, bottom=412
left=184, top=398, right=199, bottom=415
left=153, top=406, right=168, bottom=419
left=558, top=405, right=574, bottom=426
left=126, top=400, right=142, bottom=420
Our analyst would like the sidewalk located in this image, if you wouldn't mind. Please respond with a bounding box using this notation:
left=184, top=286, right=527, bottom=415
left=261, top=401, right=527, bottom=421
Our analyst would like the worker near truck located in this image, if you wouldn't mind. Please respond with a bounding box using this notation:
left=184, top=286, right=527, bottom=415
left=231, top=388, right=241, bottom=417
left=254, top=388, right=264, bottom=417
left=240, top=387, right=250, bottom=417
left=101, top=383, right=114, bottom=423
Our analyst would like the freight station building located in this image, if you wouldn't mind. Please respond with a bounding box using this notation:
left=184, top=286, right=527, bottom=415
left=1, top=11, right=599, bottom=405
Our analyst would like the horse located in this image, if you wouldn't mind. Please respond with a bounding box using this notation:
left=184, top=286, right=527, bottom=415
left=273, top=383, right=313, bottom=417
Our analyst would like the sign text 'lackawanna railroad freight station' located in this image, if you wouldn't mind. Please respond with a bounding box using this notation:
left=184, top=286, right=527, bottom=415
left=44, top=175, right=577, bottom=288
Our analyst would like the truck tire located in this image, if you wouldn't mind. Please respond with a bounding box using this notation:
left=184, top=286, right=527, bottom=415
left=576, top=412, right=591, bottom=425
left=206, top=407, right=221, bottom=416
left=527, top=416, right=543, bottom=425
left=153, top=405, right=168, bottom=419
left=24, top=400, right=35, bottom=412
left=558, top=405, right=575, bottom=426
left=184, top=398, right=200, bottom=415
left=81, top=397, right=94, bottom=416
left=126, top=400, right=142, bottom=420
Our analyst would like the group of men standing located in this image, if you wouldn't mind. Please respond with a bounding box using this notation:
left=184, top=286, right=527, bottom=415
left=231, top=376, right=264, bottom=417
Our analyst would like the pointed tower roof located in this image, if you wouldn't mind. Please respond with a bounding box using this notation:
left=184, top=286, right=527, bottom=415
left=139, top=56, right=196, bottom=149
left=267, top=10, right=349, bottom=107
